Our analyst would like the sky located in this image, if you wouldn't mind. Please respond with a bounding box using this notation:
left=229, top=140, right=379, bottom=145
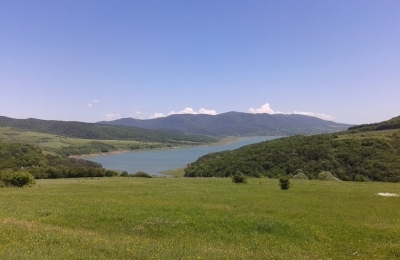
left=1, top=0, right=399, bottom=124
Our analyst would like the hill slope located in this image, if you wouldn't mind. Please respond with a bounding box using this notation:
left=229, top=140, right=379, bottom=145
left=348, top=115, right=400, bottom=132
left=184, top=117, right=400, bottom=182
left=99, top=112, right=351, bottom=136
left=0, top=141, right=119, bottom=179
left=0, top=116, right=217, bottom=144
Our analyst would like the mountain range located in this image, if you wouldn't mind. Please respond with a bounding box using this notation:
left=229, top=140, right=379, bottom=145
left=99, top=112, right=352, bottom=136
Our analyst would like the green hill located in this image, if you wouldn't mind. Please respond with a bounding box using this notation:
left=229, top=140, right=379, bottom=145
left=348, top=115, right=400, bottom=132
left=0, top=116, right=217, bottom=144
left=184, top=118, right=400, bottom=182
left=0, top=141, right=118, bottom=179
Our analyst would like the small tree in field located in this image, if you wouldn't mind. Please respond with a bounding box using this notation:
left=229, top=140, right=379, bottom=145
left=279, top=177, right=290, bottom=190
left=232, top=171, right=247, bottom=183
left=0, top=171, right=35, bottom=187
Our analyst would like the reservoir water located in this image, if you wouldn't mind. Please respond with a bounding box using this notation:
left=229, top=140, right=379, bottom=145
left=87, top=136, right=278, bottom=176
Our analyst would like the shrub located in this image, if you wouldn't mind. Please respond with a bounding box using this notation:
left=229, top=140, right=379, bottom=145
left=104, top=170, right=119, bottom=177
left=231, top=172, right=247, bottom=183
left=354, top=174, right=370, bottom=182
left=0, top=172, right=36, bottom=187
left=292, top=172, right=308, bottom=180
left=317, top=171, right=340, bottom=181
left=120, top=171, right=129, bottom=177
left=279, top=177, right=290, bottom=190
left=132, top=171, right=152, bottom=178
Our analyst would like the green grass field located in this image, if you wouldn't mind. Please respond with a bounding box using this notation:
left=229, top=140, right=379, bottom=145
left=1, top=177, right=399, bottom=259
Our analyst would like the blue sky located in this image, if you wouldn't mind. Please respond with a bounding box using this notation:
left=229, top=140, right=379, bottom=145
left=1, top=0, right=399, bottom=124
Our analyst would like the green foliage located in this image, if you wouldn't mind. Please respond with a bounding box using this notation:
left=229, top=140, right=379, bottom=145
left=120, top=171, right=129, bottom=177
left=0, top=171, right=35, bottom=187
left=279, top=177, right=290, bottom=190
left=292, top=172, right=308, bottom=180
left=0, top=141, right=118, bottom=179
left=348, top=115, right=400, bottom=132
left=184, top=129, right=400, bottom=182
left=131, top=171, right=152, bottom=178
left=231, top=171, right=247, bottom=183
left=317, top=171, right=340, bottom=181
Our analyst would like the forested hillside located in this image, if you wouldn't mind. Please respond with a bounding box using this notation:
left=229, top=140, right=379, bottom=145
left=348, top=115, right=400, bottom=132
left=184, top=129, right=400, bottom=182
left=0, top=116, right=217, bottom=144
left=0, top=142, right=118, bottom=179
left=99, top=112, right=351, bottom=136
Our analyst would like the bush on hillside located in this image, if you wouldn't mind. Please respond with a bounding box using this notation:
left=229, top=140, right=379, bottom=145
left=317, top=171, right=340, bottom=181
left=232, top=172, right=247, bottom=183
left=279, top=177, right=290, bottom=190
left=0, top=171, right=36, bottom=187
left=354, top=174, right=370, bottom=182
left=292, top=172, right=308, bottom=180
left=132, top=171, right=152, bottom=178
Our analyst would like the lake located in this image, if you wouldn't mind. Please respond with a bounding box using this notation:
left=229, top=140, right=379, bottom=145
left=87, top=136, right=279, bottom=176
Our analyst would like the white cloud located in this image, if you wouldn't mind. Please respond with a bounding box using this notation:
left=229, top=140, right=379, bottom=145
left=293, top=111, right=334, bottom=120
left=151, top=112, right=166, bottom=118
left=168, top=107, right=217, bottom=115
left=248, top=102, right=334, bottom=120
left=199, top=108, right=217, bottom=115
left=248, top=103, right=275, bottom=114
left=104, top=113, right=121, bottom=121
left=87, top=100, right=99, bottom=108
left=128, top=111, right=144, bottom=119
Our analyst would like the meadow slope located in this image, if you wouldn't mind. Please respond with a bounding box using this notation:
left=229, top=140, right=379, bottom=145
left=1, top=177, right=399, bottom=259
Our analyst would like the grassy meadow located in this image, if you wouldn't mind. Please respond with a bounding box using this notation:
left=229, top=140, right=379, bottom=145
left=0, top=126, right=145, bottom=149
left=1, top=177, right=399, bottom=259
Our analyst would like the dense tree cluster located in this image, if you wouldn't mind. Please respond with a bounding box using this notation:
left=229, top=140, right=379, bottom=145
left=184, top=131, right=400, bottom=182
left=0, top=142, right=117, bottom=179
left=348, top=115, right=400, bottom=132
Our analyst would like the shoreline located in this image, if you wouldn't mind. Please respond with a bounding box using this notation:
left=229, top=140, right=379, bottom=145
left=70, top=136, right=243, bottom=159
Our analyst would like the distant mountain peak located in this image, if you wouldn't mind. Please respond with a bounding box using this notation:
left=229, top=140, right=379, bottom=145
left=98, top=112, right=352, bottom=136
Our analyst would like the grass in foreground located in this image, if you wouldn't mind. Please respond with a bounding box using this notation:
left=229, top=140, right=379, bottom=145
left=1, top=178, right=400, bottom=259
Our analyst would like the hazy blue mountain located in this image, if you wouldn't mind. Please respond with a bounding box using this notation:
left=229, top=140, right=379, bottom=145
left=98, top=112, right=352, bottom=136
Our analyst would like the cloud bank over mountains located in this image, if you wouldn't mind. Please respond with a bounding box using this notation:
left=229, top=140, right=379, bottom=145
left=248, top=103, right=334, bottom=121
left=102, top=103, right=334, bottom=121
left=147, top=107, right=217, bottom=119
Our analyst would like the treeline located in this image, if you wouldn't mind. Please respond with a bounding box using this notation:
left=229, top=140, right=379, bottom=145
left=28, top=166, right=118, bottom=179
left=0, top=116, right=217, bottom=144
left=184, top=131, right=400, bottom=182
left=348, top=115, right=400, bottom=132
left=0, top=142, right=118, bottom=180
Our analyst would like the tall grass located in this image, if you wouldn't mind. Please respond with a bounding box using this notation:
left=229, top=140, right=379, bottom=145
left=1, top=178, right=399, bottom=259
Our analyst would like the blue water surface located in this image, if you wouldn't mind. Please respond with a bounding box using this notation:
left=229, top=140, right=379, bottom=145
left=87, top=136, right=279, bottom=176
